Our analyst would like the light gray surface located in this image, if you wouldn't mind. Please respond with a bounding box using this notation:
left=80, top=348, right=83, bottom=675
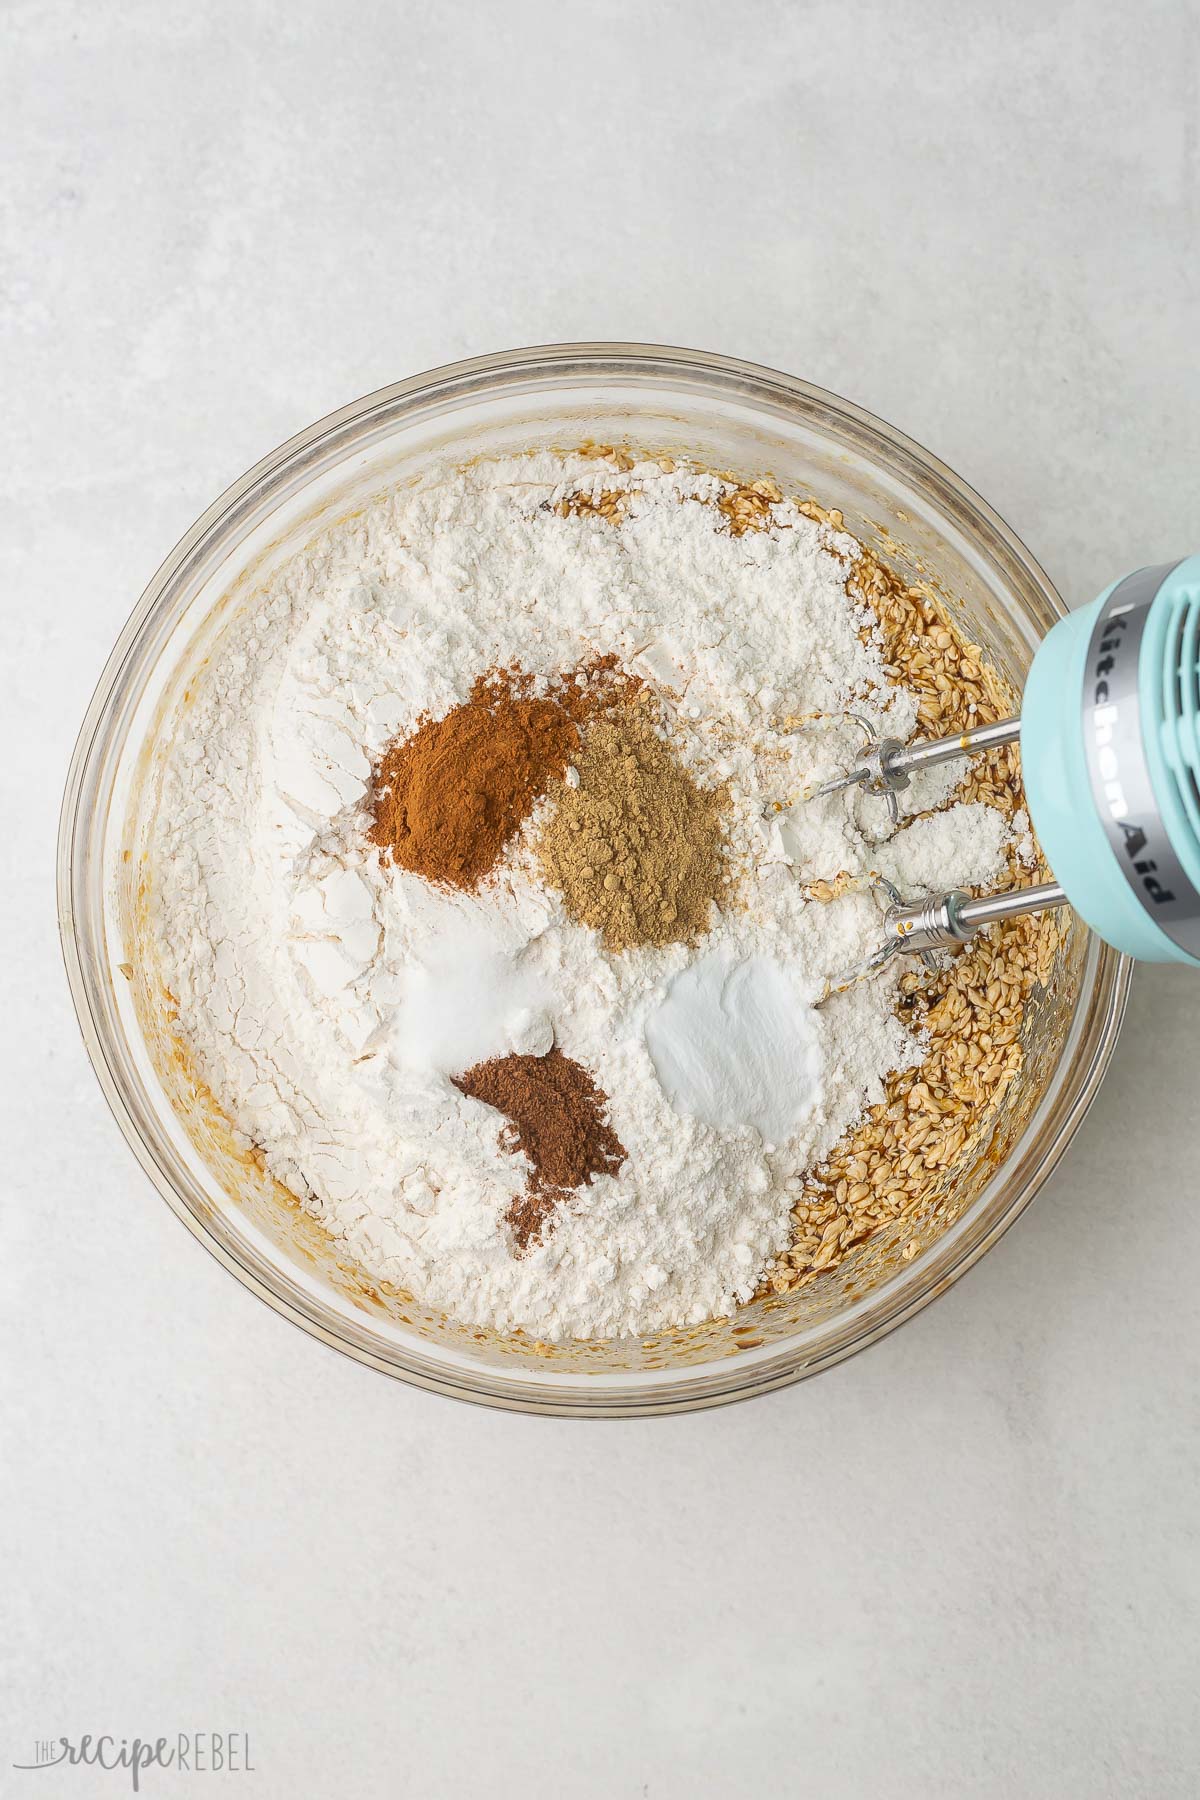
left=4, top=2, right=1199, bottom=1795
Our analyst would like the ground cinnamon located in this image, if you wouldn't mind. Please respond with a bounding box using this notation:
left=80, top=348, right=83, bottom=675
left=369, top=661, right=636, bottom=891
left=451, top=1045, right=626, bottom=1251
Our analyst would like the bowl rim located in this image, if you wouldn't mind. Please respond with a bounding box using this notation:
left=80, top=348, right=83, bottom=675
left=57, top=341, right=1132, bottom=1414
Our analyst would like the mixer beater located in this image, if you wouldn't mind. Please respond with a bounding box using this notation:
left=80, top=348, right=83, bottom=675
left=817, top=558, right=1200, bottom=992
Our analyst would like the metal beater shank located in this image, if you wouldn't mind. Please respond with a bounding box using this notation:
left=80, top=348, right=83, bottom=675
left=883, top=880, right=1068, bottom=954
left=815, top=716, right=1022, bottom=801
left=821, top=881, right=1069, bottom=1002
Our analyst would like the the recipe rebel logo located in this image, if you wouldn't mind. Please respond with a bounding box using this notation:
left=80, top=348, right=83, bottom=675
left=11, top=1732, right=254, bottom=1790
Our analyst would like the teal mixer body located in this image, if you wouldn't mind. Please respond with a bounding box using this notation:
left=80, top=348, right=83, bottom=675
left=1021, top=556, right=1200, bottom=966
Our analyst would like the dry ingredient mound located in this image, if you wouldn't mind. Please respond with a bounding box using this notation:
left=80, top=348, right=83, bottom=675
left=537, top=693, right=728, bottom=951
left=370, top=661, right=636, bottom=891
left=370, top=668, right=576, bottom=889
left=143, top=446, right=1050, bottom=1343
left=451, top=1046, right=627, bottom=1251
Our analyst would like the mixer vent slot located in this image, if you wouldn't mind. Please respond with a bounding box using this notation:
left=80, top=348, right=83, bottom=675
left=1165, top=594, right=1200, bottom=842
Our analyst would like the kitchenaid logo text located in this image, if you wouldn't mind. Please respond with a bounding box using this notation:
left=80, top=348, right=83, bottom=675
left=12, top=1733, right=253, bottom=1791
left=1090, top=601, right=1176, bottom=906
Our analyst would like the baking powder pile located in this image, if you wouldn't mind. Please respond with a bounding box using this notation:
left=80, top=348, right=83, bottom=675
left=145, top=452, right=1019, bottom=1340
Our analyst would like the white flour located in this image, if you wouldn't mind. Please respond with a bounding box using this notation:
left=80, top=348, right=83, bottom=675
left=145, top=453, right=1016, bottom=1340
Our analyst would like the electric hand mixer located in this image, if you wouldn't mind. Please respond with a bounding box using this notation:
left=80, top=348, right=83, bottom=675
left=821, top=557, right=1200, bottom=988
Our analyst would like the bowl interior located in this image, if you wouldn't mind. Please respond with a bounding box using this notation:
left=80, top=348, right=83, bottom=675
left=60, top=349, right=1127, bottom=1412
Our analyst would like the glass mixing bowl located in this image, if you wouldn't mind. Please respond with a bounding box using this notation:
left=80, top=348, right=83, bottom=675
left=58, top=344, right=1130, bottom=1414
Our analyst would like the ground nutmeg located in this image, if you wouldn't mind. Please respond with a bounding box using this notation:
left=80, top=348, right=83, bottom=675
left=451, top=1045, right=627, bottom=1251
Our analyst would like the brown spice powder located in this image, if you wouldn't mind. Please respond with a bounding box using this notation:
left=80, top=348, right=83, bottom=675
left=451, top=1046, right=627, bottom=1251
left=369, top=661, right=635, bottom=892
left=537, top=693, right=728, bottom=952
